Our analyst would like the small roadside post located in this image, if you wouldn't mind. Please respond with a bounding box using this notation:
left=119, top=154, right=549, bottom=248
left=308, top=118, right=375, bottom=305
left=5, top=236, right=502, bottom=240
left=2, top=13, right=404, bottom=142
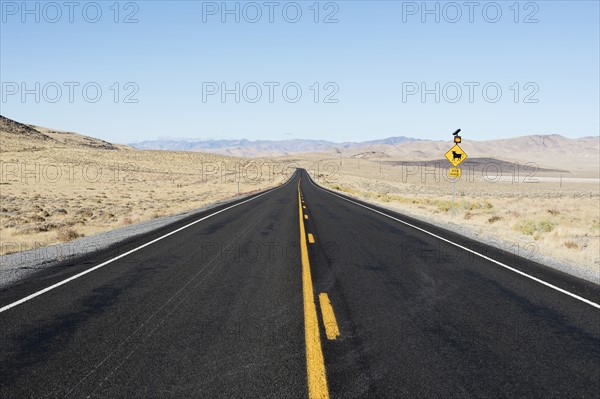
left=444, top=129, right=467, bottom=217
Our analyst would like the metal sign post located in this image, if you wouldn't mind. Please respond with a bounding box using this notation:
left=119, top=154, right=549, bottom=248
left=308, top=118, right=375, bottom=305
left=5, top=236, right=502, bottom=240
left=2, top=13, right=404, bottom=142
left=451, top=178, right=456, bottom=217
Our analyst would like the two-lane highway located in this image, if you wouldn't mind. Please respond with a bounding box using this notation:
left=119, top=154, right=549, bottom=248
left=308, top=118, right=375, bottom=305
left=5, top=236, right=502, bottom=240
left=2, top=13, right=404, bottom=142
left=1, top=169, right=598, bottom=398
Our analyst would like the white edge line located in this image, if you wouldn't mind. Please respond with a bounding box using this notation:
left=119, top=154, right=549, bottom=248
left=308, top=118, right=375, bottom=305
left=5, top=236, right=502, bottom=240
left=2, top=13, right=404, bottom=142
left=306, top=176, right=600, bottom=310
left=0, top=180, right=290, bottom=314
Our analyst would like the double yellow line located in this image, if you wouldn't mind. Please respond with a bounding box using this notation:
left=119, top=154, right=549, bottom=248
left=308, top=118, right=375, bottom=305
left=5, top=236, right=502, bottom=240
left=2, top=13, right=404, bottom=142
left=298, top=182, right=330, bottom=399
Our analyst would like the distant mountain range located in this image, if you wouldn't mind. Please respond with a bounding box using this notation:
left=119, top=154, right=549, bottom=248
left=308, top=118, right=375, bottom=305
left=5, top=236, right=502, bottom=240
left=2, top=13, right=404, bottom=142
left=2, top=114, right=597, bottom=174
left=129, top=137, right=416, bottom=157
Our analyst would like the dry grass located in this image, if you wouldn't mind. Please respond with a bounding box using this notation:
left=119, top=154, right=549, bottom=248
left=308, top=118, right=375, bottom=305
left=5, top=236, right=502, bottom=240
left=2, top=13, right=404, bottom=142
left=513, top=220, right=556, bottom=236
left=488, top=215, right=502, bottom=224
left=0, top=128, right=288, bottom=255
left=56, top=228, right=83, bottom=242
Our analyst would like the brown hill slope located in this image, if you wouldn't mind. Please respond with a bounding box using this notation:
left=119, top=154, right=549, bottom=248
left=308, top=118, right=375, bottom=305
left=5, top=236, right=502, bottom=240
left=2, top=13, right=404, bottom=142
left=0, top=115, right=58, bottom=151
left=0, top=115, right=129, bottom=152
left=31, top=125, right=124, bottom=151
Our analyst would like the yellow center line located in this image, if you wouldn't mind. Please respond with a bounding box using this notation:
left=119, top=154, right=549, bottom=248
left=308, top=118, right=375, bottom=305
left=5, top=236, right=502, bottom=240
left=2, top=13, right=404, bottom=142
left=298, top=183, right=330, bottom=399
left=305, top=214, right=309, bottom=220
left=318, top=293, right=340, bottom=340
left=308, top=233, right=315, bottom=244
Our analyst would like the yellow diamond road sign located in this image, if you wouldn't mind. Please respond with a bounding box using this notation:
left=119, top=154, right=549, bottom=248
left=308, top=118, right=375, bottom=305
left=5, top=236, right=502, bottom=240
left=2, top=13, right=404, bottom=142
left=445, top=144, right=468, bottom=167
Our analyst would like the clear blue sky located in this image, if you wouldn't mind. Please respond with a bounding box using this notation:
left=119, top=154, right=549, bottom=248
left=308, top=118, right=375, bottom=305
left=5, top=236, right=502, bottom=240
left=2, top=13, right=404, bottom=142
left=1, top=1, right=598, bottom=143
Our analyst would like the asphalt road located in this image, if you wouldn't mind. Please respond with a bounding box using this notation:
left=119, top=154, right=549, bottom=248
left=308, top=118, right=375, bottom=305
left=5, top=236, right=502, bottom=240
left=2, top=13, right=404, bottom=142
left=1, top=169, right=598, bottom=398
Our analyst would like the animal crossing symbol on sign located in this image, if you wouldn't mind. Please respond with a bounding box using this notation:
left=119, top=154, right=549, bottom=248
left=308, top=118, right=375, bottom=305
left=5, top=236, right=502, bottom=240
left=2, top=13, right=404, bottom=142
left=445, top=144, right=468, bottom=167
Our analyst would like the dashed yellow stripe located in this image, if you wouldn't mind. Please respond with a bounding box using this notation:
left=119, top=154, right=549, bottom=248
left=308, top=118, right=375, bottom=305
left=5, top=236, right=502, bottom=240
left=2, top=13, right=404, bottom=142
left=308, top=233, right=315, bottom=244
left=305, top=214, right=309, bottom=220
left=298, top=184, right=330, bottom=399
left=318, top=293, right=340, bottom=340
